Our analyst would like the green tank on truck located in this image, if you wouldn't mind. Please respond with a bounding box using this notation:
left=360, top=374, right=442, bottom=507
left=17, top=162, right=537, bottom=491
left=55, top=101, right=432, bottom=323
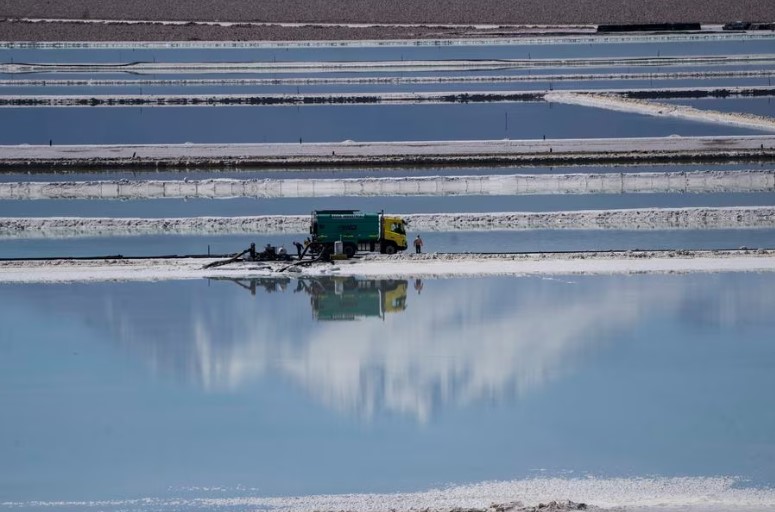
left=310, top=210, right=408, bottom=257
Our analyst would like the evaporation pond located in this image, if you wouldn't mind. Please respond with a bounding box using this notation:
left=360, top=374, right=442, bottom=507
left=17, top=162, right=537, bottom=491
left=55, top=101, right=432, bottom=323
left=1, top=272, right=774, bottom=509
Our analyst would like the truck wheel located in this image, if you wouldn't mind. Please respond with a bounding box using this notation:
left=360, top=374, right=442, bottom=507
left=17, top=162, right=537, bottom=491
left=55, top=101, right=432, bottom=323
left=383, top=243, right=397, bottom=255
left=343, top=243, right=357, bottom=258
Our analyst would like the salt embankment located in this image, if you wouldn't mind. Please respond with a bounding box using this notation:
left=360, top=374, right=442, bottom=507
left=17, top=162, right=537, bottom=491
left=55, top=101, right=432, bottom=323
left=545, top=91, right=775, bottom=132
left=1, top=170, right=773, bottom=200
left=1, top=207, right=774, bottom=239
left=1, top=249, right=774, bottom=283
left=1, top=136, right=774, bottom=169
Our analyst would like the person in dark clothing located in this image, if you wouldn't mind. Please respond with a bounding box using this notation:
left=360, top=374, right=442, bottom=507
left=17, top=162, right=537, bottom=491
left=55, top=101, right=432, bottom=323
left=293, top=241, right=304, bottom=259
left=414, top=235, right=424, bottom=254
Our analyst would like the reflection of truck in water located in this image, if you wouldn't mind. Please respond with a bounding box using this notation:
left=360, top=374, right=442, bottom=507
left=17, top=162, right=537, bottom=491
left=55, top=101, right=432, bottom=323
left=302, top=277, right=408, bottom=320
left=310, top=210, right=408, bottom=258
left=217, top=276, right=408, bottom=321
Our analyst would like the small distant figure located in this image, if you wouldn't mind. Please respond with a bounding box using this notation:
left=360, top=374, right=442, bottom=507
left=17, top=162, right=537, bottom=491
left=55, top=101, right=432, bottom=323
left=293, top=241, right=304, bottom=259
left=414, top=278, right=424, bottom=294
left=414, top=235, right=424, bottom=254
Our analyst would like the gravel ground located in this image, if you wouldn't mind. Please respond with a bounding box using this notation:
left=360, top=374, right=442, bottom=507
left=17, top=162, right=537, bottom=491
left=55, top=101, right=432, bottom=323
left=1, top=0, right=775, bottom=41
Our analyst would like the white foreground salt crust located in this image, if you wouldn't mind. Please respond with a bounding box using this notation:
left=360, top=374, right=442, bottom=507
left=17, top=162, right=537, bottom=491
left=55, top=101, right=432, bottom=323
left=1, top=207, right=773, bottom=239
left=545, top=91, right=775, bottom=132
left=2, top=476, right=775, bottom=511
left=1, top=170, right=772, bottom=200
left=1, top=250, right=773, bottom=283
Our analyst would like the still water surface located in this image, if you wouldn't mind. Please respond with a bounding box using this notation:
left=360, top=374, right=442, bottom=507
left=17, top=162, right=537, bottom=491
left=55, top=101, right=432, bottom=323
left=2, top=229, right=775, bottom=259
left=1, top=103, right=766, bottom=145
left=1, top=273, right=774, bottom=507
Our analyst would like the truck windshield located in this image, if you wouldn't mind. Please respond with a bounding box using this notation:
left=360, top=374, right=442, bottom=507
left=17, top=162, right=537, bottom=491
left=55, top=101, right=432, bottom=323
left=391, top=222, right=406, bottom=235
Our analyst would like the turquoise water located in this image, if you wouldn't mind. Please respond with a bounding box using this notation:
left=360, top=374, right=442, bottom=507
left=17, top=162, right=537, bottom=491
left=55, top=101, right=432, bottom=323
left=1, top=274, right=774, bottom=509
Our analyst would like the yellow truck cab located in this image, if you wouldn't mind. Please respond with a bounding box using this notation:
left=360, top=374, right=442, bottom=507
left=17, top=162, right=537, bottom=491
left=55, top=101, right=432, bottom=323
left=381, top=215, right=408, bottom=254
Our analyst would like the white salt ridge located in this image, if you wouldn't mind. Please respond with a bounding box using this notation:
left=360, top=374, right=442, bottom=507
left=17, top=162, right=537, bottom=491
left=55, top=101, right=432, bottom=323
left=1, top=170, right=772, bottom=200
left=1, top=207, right=773, bottom=239
left=1, top=250, right=774, bottom=283
left=2, top=476, right=775, bottom=510
left=546, top=91, right=775, bottom=132
left=4, top=54, right=773, bottom=75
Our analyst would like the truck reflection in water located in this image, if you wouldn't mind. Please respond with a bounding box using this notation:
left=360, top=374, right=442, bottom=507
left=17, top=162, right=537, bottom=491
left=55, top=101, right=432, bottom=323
left=217, top=276, right=408, bottom=320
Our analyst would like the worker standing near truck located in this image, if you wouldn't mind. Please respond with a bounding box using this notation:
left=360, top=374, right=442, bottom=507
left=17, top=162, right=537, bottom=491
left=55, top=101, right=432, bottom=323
left=414, top=235, right=424, bottom=254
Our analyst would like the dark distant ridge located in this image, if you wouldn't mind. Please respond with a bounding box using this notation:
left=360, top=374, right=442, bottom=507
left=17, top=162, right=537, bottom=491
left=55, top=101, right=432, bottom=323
left=1, top=0, right=775, bottom=24
left=597, top=23, right=701, bottom=32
